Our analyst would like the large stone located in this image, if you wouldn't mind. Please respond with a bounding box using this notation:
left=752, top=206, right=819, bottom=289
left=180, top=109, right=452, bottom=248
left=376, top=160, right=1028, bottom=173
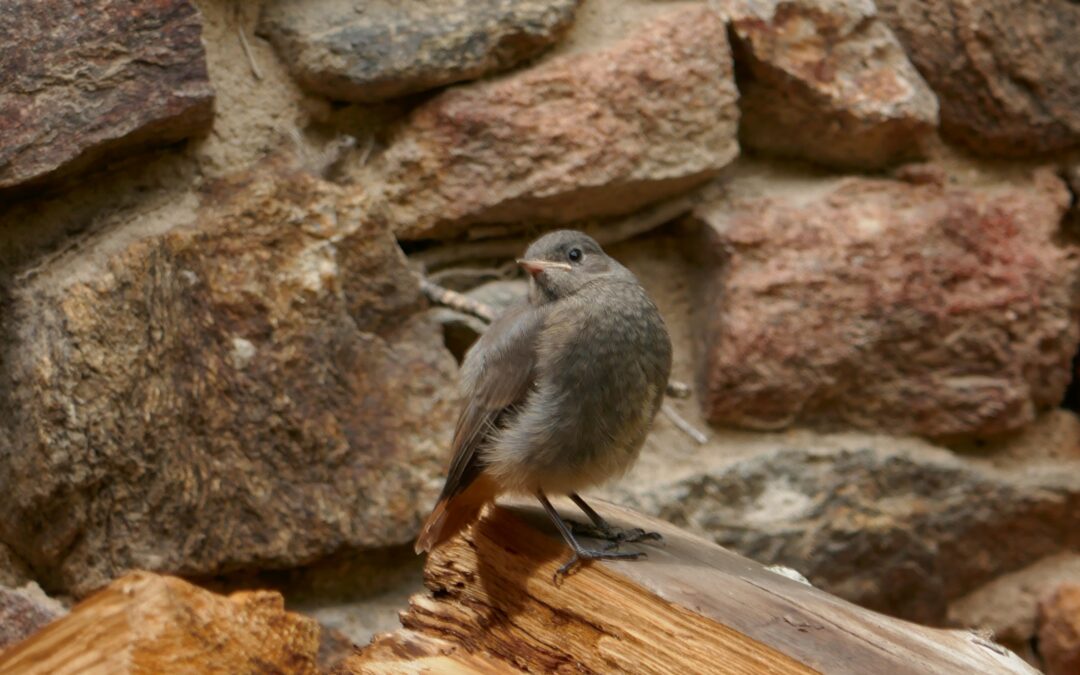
left=0, top=543, right=32, bottom=588
left=730, top=0, right=938, bottom=169
left=611, top=440, right=1080, bottom=626
left=373, top=5, right=740, bottom=241
left=0, top=0, right=214, bottom=193
left=0, top=572, right=319, bottom=674
left=0, top=583, right=66, bottom=651
left=258, top=0, right=582, bottom=103
left=949, top=554, right=1080, bottom=664
left=693, top=163, right=1080, bottom=436
left=0, top=164, right=459, bottom=596
left=875, top=0, right=1080, bottom=157
left=1037, top=584, right=1080, bottom=675
left=1067, top=164, right=1080, bottom=232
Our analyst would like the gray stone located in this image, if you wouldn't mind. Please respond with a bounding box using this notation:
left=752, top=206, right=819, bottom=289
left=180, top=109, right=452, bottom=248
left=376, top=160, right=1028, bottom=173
left=258, top=0, right=582, bottom=102
left=615, top=442, right=1080, bottom=625
left=0, top=583, right=67, bottom=651
left=0, top=164, right=459, bottom=596
left=0, top=0, right=214, bottom=193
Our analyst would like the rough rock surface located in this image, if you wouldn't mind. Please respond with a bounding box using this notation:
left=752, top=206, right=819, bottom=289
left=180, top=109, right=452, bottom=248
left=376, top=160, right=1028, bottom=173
left=0, top=165, right=459, bottom=596
left=0, top=0, right=214, bottom=192
left=0, top=572, right=319, bottom=673
left=949, top=554, right=1080, bottom=663
left=694, top=164, right=1080, bottom=436
left=0, top=543, right=32, bottom=588
left=1067, top=163, right=1080, bottom=233
left=1038, top=584, right=1080, bottom=675
left=875, top=0, right=1080, bottom=156
left=258, top=0, right=582, bottom=102
left=373, top=5, right=740, bottom=241
left=731, top=0, right=938, bottom=169
left=613, top=443, right=1080, bottom=625
left=0, top=583, right=66, bottom=651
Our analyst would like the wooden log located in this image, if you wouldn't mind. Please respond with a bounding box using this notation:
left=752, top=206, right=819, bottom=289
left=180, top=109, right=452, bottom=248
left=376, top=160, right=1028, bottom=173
left=0, top=571, right=321, bottom=674
left=341, top=499, right=1036, bottom=674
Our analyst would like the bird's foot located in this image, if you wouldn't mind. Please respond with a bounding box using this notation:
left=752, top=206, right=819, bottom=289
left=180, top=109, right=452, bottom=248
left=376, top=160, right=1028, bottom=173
left=570, top=521, right=663, bottom=550
left=553, top=547, right=645, bottom=584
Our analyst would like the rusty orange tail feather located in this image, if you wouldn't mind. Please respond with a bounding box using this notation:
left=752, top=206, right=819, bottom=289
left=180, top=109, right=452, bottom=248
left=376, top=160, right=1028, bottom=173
left=415, top=475, right=498, bottom=554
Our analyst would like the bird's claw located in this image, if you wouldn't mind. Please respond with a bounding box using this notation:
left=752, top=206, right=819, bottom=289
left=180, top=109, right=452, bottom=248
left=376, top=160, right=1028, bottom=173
left=570, top=522, right=663, bottom=550
left=552, top=547, right=646, bottom=584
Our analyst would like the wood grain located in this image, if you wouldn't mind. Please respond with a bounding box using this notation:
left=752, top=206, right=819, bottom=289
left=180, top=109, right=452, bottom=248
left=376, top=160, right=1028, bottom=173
left=0, top=571, right=320, bottom=675
left=342, top=498, right=1038, bottom=674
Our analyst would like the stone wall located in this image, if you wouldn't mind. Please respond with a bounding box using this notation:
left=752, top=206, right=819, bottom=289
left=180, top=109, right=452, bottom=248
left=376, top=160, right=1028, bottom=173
left=1, top=0, right=1079, bottom=669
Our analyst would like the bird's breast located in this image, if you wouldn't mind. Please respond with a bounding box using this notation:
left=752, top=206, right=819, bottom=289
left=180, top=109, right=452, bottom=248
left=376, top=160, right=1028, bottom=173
left=483, top=283, right=671, bottom=495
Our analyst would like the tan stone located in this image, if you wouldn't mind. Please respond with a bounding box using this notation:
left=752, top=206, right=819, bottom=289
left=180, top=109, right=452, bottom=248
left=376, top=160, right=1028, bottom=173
left=731, top=0, right=938, bottom=169
left=0, top=163, right=459, bottom=596
left=373, top=5, right=740, bottom=241
left=1038, top=584, right=1080, bottom=675
left=949, top=554, right=1080, bottom=663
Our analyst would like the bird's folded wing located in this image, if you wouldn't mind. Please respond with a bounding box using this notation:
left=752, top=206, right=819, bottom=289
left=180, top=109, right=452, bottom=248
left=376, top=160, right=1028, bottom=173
left=438, top=302, right=545, bottom=501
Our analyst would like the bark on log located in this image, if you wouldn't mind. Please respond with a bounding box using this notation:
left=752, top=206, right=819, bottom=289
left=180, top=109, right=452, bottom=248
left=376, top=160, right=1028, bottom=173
left=341, top=499, right=1036, bottom=674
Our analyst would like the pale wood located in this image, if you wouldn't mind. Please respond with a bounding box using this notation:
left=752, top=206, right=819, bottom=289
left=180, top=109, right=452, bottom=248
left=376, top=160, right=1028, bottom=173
left=354, top=630, right=511, bottom=674
left=343, top=499, right=1037, bottom=675
left=0, top=571, right=320, bottom=675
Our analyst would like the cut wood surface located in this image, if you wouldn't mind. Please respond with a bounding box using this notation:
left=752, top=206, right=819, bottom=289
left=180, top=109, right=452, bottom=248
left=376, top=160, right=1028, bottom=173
left=342, top=499, right=1037, bottom=675
left=0, top=572, right=321, bottom=675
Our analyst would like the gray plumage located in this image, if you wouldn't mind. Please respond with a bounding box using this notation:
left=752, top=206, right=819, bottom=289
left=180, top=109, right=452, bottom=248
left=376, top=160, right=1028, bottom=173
left=416, top=230, right=672, bottom=574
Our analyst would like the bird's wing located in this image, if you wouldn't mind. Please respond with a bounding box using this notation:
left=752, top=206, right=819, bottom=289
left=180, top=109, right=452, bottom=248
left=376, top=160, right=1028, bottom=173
left=438, top=302, right=544, bottom=502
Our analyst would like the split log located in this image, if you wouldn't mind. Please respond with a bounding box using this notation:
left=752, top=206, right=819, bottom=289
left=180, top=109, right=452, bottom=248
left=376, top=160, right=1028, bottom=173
left=341, top=499, right=1036, bottom=674
left=0, top=571, right=321, bottom=674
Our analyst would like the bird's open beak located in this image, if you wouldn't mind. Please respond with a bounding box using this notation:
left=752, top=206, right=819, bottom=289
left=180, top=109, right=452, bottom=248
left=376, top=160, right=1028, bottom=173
left=517, top=259, right=572, bottom=278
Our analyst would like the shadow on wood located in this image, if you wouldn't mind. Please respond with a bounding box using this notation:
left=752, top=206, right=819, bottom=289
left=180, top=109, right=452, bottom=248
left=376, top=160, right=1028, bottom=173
left=341, top=498, right=1036, bottom=674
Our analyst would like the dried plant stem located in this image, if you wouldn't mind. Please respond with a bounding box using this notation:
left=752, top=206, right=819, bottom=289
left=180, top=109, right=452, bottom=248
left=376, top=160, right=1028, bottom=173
left=661, top=403, right=708, bottom=445
left=420, top=278, right=496, bottom=323
left=410, top=179, right=723, bottom=271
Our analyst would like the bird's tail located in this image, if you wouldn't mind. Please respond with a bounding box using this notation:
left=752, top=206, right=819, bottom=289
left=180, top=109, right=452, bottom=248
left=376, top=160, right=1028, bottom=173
left=414, top=475, right=497, bottom=554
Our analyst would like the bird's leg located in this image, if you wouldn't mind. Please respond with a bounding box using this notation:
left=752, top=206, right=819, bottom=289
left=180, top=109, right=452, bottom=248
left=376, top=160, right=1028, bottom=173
left=536, top=491, right=644, bottom=583
left=568, top=493, right=663, bottom=550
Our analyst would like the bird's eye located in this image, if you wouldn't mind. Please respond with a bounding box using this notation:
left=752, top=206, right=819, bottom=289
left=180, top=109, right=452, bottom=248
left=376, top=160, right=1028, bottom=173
left=567, top=247, right=583, bottom=263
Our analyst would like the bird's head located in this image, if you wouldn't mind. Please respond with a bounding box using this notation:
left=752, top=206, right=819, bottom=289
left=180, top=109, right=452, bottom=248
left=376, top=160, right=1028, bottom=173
left=518, top=230, right=630, bottom=303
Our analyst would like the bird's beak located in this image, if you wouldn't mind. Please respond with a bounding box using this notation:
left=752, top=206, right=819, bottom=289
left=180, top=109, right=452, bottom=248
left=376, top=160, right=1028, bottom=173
left=517, top=259, right=572, bottom=278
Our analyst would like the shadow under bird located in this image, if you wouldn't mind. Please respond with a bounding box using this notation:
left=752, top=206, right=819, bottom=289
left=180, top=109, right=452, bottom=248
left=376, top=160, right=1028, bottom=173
left=415, top=230, right=673, bottom=580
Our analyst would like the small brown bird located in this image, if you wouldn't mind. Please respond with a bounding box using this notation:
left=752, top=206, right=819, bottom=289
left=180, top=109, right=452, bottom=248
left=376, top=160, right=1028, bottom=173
left=415, top=230, right=673, bottom=579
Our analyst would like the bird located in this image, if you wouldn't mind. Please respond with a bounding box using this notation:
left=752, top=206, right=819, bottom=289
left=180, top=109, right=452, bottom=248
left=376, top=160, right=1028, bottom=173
left=414, top=229, right=673, bottom=580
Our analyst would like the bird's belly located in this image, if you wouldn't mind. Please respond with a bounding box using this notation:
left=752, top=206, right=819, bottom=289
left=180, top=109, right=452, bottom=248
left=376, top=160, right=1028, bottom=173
left=485, top=398, right=654, bottom=496
left=537, top=438, right=643, bottom=495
